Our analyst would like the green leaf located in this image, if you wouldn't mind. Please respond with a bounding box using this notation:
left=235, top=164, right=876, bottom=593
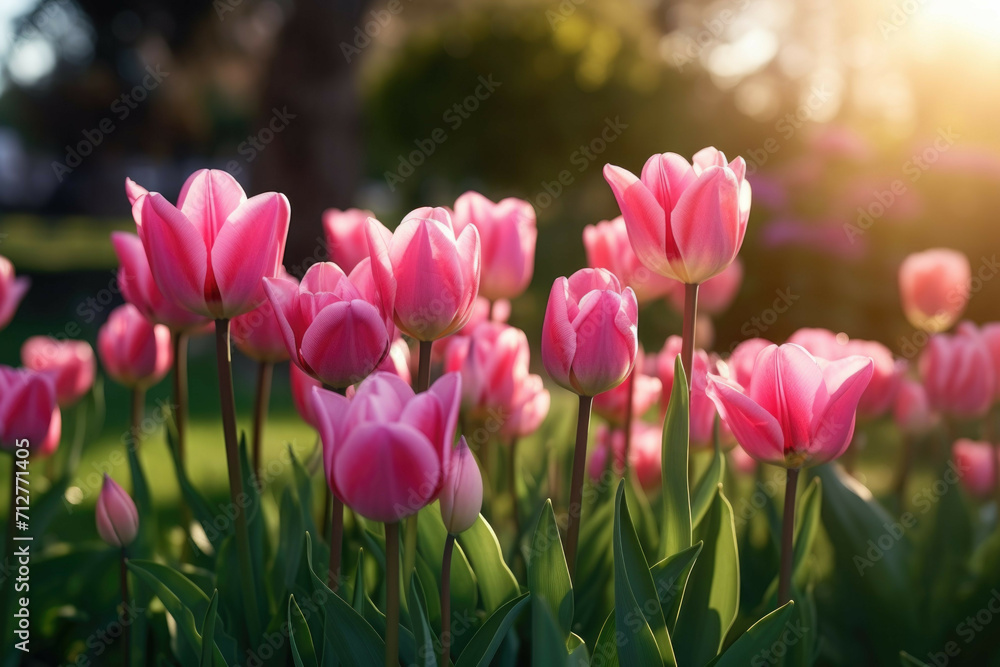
left=289, top=595, right=320, bottom=667
left=416, top=502, right=478, bottom=617
left=708, top=601, right=795, bottom=666
left=660, top=357, right=692, bottom=560
left=566, top=633, right=588, bottom=666
left=674, top=485, right=739, bottom=666
left=591, top=612, right=620, bottom=667
left=649, top=541, right=703, bottom=630
left=792, top=476, right=822, bottom=591
left=613, top=481, right=676, bottom=667
left=532, top=594, right=568, bottom=666
left=455, top=592, right=530, bottom=667
left=900, top=651, right=932, bottom=666
left=456, top=515, right=519, bottom=613
left=238, top=435, right=269, bottom=622
left=199, top=591, right=219, bottom=667
left=692, top=429, right=726, bottom=528
left=407, top=577, right=437, bottom=667
left=528, top=499, right=574, bottom=635
left=165, top=422, right=225, bottom=549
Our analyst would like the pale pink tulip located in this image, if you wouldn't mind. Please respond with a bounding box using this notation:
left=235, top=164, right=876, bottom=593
left=439, top=437, right=483, bottom=534
left=980, top=323, right=1000, bottom=401
left=919, top=322, right=995, bottom=418
left=97, top=304, right=172, bottom=390
left=323, top=208, right=376, bottom=273
left=20, top=337, right=96, bottom=407
left=231, top=268, right=297, bottom=363
left=502, top=373, right=550, bottom=439
left=127, top=170, right=290, bottom=319
left=0, top=366, right=60, bottom=454
left=604, top=147, right=751, bottom=284
left=96, top=474, right=139, bottom=547
left=583, top=216, right=677, bottom=303
left=593, top=349, right=662, bottom=427
left=0, top=255, right=29, bottom=331
left=952, top=439, right=997, bottom=500
left=899, top=248, right=971, bottom=333
left=726, top=338, right=772, bottom=388
left=378, top=338, right=412, bottom=386
left=589, top=422, right=662, bottom=490
left=444, top=322, right=528, bottom=417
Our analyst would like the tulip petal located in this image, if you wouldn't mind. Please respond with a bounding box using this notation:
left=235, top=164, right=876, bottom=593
left=177, top=169, right=247, bottom=246
left=310, top=385, right=352, bottom=493
left=811, top=356, right=874, bottom=463
left=570, top=291, right=635, bottom=395
left=541, top=277, right=576, bottom=390
left=365, top=217, right=398, bottom=325
left=706, top=375, right=785, bottom=465
left=604, top=164, right=675, bottom=280
left=136, top=194, right=210, bottom=316
left=300, top=300, right=390, bottom=388
left=124, top=177, right=148, bottom=206
left=263, top=277, right=303, bottom=366
left=670, top=166, right=742, bottom=283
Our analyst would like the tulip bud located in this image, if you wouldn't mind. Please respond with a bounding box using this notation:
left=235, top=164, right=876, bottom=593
left=439, top=437, right=483, bottom=534
left=0, top=366, right=61, bottom=455
left=583, top=216, right=677, bottom=304
left=0, top=255, right=30, bottom=332
left=21, top=336, right=96, bottom=408
left=453, top=192, right=536, bottom=301
left=898, top=248, right=971, bottom=333
left=96, top=474, right=139, bottom=547
left=323, top=208, right=376, bottom=274
left=952, top=439, right=998, bottom=500
left=98, top=304, right=173, bottom=390
left=919, top=322, right=995, bottom=418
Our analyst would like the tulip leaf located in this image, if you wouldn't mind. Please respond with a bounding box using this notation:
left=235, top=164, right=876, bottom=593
left=528, top=499, right=574, bottom=635
left=706, top=601, right=795, bottom=666
left=416, top=502, right=478, bottom=616
left=692, top=431, right=726, bottom=529
left=532, top=595, right=569, bottom=666
left=649, top=541, right=703, bottom=630
left=591, top=612, right=620, bottom=667
left=566, top=632, right=589, bottom=666
left=792, top=476, right=822, bottom=591
left=165, top=423, right=224, bottom=549
left=456, top=514, right=519, bottom=613
left=674, top=484, right=739, bottom=666
left=238, top=436, right=268, bottom=613
left=408, top=576, right=437, bottom=667
left=289, top=595, right=319, bottom=667
left=613, top=480, right=677, bottom=667
left=199, top=591, right=219, bottom=667
left=272, top=487, right=306, bottom=604
left=661, top=357, right=692, bottom=560
left=900, top=651, right=932, bottom=666
left=455, top=592, right=530, bottom=667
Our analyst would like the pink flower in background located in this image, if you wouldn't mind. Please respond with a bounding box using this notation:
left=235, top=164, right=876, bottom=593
left=979, top=323, right=1000, bottom=401
left=952, top=439, right=997, bottom=500
left=583, top=216, right=677, bottom=303
left=502, top=372, right=550, bottom=439
left=920, top=322, right=995, bottom=418
left=127, top=170, right=290, bottom=319
left=658, top=336, right=723, bottom=446
left=111, top=231, right=210, bottom=332
left=0, top=255, right=30, bottom=331
left=289, top=363, right=321, bottom=430
left=893, top=377, right=936, bottom=435
left=0, top=366, right=61, bottom=455
left=542, top=268, right=638, bottom=397
left=593, top=348, right=662, bottom=427
left=588, top=422, right=662, bottom=490
left=378, top=338, right=412, bottom=386
left=264, top=262, right=393, bottom=389
left=444, top=321, right=528, bottom=418
left=431, top=296, right=511, bottom=362
left=603, top=147, right=751, bottom=284
left=366, top=207, right=481, bottom=341
left=677, top=259, right=743, bottom=315
left=706, top=343, right=874, bottom=468
left=729, top=445, right=758, bottom=475
left=323, top=208, right=377, bottom=273
left=97, top=304, right=172, bottom=390
left=20, top=337, right=96, bottom=407
left=311, top=372, right=461, bottom=522
left=231, top=268, right=298, bottom=364
left=439, top=437, right=483, bottom=534
left=96, top=474, right=139, bottom=548
left=725, top=338, right=772, bottom=388
left=452, top=191, right=536, bottom=301
left=899, top=248, right=971, bottom=333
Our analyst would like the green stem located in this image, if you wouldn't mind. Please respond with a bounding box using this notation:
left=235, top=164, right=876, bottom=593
left=564, top=394, right=594, bottom=582
left=441, top=533, right=455, bottom=666
left=622, top=369, right=635, bottom=473
left=416, top=340, right=432, bottom=393
left=681, top=283, right=699, bottom=392
left=329, top=496, right=344, bottom=593
left=777, top=467, right=800, bottom=607
left=172, top=331, right=189, bottom=475
left=120, top=548, right=130, bottom=667
left=128, top=389, right=145, bottom=494
left=403, top=514, right=418, bottom=597
left=251, top=361, right=274, bottom=482
left=385, top=522, right=400, bottom=667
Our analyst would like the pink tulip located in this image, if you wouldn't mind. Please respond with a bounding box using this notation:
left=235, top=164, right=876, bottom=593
left=96, top=474, right=139, bottom=547
left=444, top=321, right=529, bottom=419
left=0, top=255, right=29, bottom=331
left=366, top=207, right=481, bottom=341
left=899, top=248, right=971, bottom=333
left=264, top=262, right=393, bottom=389
left=20, top=337, right=96, bottom=407
left=593, top=349, right=662, bottom=427
left=893, top=377, right=936, bottom=435
left=706, top=343, right=874, bottom=468
left=502, top=373, right=550, bottom=439
left=452, top=191, right=536, bottom=301
left=729, top=445, right=758, bottom=475
left=542, top=268, right=638, bottom=397
left=431, top=296, right=510, bottom=362
left=323, top=208, right=376, bottom=273
left=127, top=170, right=290, bottom=319
left=919, top=322, right=995, bottom=418
left=583, top=216, right=677, bottom=304
left=311, top=371, right=461, bottom=522
left=658, top=336, right=723, bottom=446
left=603, top=147, right=751, bottom=284
left=589, top=422, right=662, bottom=490
left=97, top=304, right=173, bottom=390
left=0, top=366, right=61, bottom=455
left=439, top=437, right=483, bottom=534
left=726, top=338, right=772, bottom=388
left=378, top=338, right=413, bottom=386
left=980, top=323, right=1000, bottom=401
left=952, top=439, right=997, bottom=500
left=231, top=269, right=297, bottom=364
left=111, top=231, right=210, bottom=332
left=290, top=363, right=322, bottom=430
left=675, top=259, right=743, bottom=315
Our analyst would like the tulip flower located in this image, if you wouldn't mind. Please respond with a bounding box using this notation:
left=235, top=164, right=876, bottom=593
left=919, top=322, right=995, bottom=418
left=0, top=255, right=29, bottom=332
left=589, top=422, right=663, bottom=491
left=290, top=363, right=322, bottom=430
left=0, top=366, right=61, bottom=455
left=431, top=295, right=510, bottom=363
left=96, top=474, right=139, bottom=548
left=725, top=338, right=772, bottom=388
left=379, top=338, right=413, bottom=386
left=264, top=262, right=392, bottom=389
left=593, top=358, right=661, bottom=427
left=98, top=305, right=172, bottom=390
left=443, top=321, right=530, bottom=425
left=503, top=373, right=550, bottom=439
left=898, top=248, right=971, bottom=333
left=658, top=336, right=725, bottom=447
left=981, top=323, right=1000, bottom=401
left=707, top=343, right=873, bottom=607
left=21, top=337, right=96, bottom=408
left=584, top=216, right=677, bottom=304
left=952, top=439, right=998, bottom=500
left=323, top=207, right=376, bottom=273
left=452, top=191, right=536, bottom=301
left=127, top=170, right=290, bottom=319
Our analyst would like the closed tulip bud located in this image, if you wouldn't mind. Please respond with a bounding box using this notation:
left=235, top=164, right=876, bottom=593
left=97, top=304, right=173, bottom=390
left=706, top=343, right=874, bottom=469
left=893, top=377, right=936, bottom=435
left=96, top=474, right=139, bottom=548
left=366, top=208, right=481, bottom=341
left=21, top=337, right=96, bottom=407
left=439, top=437, right=483, bottom=534
left=584, top=216, right=677, bottom=304
left=952, top=439, right=998, bottom=500
left=128, top=170, right=290, bottom=319
left=899, top=248, right=971, bottom=333
left=311, top=372, right=461, bottom=523
left=0, top=366, right=61, bottom=455
left=289, top=363, right=322, bottom=430
left=453, top=191, right=536, bottom=301
left=604, top=147, right=751, bottom=285
left=264, top=262, right=393, bottom=389
left=0, top=255, right=29, bottom=332
left=323, top=208, right=377, bottom=273
left=231, top=268, right=297, bottom=363
left=919, top=322, right=995, bottom=418
left=542, top=268, right=638, bottom=397
left=594, top=349, right=661, bottom=427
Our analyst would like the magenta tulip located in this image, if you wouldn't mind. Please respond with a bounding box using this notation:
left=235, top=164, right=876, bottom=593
left=584, top=216, right=677, bottom=304
left=593, top=349, right=661, bottom=427
left=97, top=304, right=173, bottom=390
left=127, top=170, right=290, bottom=319
left=603, top=147, right=751, bottom=285
left=452, top=191, right=536, bottom=301
left=542, top=268, right=638, bottom=397
left=899, top=248, right=971, bottom=333
left=0, top=366, right=61, bottom=455
left=439, top=436, right=483, bottom=534
left=21, top=337, right=96, bottom=407
left=231, top=268, right=297, bottom=364
left=264, top=262, right=393, bottom=389
left=366, top=207, right=481, bottom=341
left=0, top=255, right=29, bottom=331
left=96, top=474, right=139, bottom=548
left=323, top=207, right=377, bottom=273
left=311, top=371, right=461, bottom=522
left=952, top=439, right=997, bottom=500
left=706, top=343, right=874, bottom=469
left=919, top=322, right=995, bottom=418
